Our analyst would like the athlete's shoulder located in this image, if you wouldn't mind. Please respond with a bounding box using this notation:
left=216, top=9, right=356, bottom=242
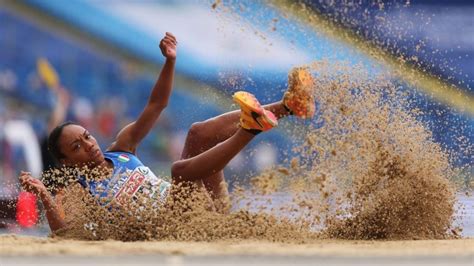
left=106, top=140, right=137, bottom=155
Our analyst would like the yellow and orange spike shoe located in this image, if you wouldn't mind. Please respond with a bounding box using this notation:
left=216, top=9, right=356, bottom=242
left=233, top=91, right=278, bottom=133
left=283, top=67, right=316, bottom=119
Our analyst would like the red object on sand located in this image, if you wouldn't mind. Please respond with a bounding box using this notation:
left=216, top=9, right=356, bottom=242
left=16, top=191, right=38, bottom=227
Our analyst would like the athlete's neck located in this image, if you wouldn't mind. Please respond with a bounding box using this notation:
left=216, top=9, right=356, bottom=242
left=97, top=159, right=113, bottom=170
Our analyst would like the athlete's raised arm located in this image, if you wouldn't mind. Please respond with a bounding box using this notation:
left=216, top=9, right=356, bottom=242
left=109, top=32, right=177, bottom=153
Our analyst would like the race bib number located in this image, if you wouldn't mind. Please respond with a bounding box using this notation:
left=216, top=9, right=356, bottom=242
left=113, top=166, right=170, bottom=206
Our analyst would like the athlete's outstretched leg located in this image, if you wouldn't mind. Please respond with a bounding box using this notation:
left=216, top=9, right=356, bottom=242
left=172, top=91, right=279, bottom=214
left=179, top=66, right=315, bottom=156
left=172, top=92, right=277, bottom=181
left=179, top=102, right=288, bottom=158
left=178, top=101, right=288, bottom=212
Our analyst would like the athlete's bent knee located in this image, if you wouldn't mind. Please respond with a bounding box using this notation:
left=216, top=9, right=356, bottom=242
left=187, top=121, right=209, bottom=143
left=171, top=160, right=188, bottom=181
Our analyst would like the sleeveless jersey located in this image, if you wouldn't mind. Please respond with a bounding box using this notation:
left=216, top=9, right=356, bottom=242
left=77, top=151, right=171, bottom=207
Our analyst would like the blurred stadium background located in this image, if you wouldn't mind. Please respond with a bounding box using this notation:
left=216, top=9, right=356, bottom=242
left=0, top=0, right=472, bottom=235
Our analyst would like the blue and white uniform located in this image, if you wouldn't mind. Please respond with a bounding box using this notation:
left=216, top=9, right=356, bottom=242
left=78, top=151, right=171, bottom=207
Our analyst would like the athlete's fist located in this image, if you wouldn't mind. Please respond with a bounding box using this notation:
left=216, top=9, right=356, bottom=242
left=19, top=171, right=47, bottom=197
left=159, top=32, right=177, bottom=60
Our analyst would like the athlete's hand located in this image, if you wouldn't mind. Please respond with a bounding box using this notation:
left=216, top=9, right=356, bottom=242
left=159, top=32, right=177, bottom=60
left=19, top=171, right=47, bottom=197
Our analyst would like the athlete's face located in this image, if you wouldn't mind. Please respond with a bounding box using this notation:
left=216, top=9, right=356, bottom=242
left=58, top=124, right=105, bottom=167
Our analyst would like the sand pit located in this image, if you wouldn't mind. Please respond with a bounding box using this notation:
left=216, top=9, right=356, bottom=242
left=1, top=235, right=473, bottom=265
left=1, top=235, right=473, bottom=257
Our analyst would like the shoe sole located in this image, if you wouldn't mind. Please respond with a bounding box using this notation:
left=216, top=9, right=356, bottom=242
left=233, top=92, right=278, bottom=128
left=285, top=68, right=315, bottom=118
